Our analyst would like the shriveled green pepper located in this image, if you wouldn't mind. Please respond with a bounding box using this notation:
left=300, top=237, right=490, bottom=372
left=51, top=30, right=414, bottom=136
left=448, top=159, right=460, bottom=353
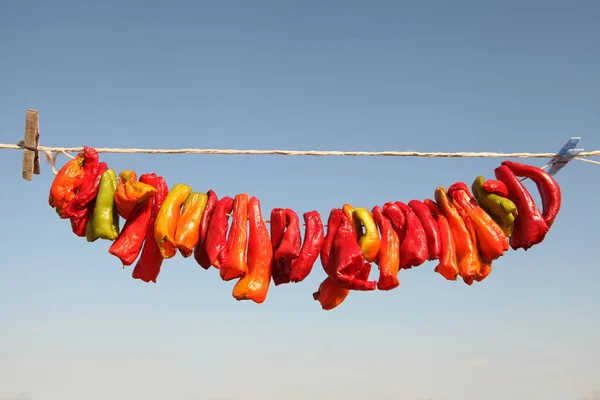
left=472, top=176, right=518, bottom=237
left=91, top=168, right=120, bottom=240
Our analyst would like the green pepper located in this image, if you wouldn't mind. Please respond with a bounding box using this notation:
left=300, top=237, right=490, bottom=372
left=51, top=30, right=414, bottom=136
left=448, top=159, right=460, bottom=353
left=92, top=168, right=120, bottom=240
left=85, top=208, right=99, bottom=242
left=472, top=176, right=518, bottom=237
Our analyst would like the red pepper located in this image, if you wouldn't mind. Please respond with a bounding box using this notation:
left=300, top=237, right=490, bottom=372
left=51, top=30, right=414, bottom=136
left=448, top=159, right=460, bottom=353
left=205, top=196, right=234, bottom=269
left=482, top=179, right=508, bottom=197
left=408, top=200, right=441, bottom=261
left=193, top=189, right=219, bottom=270
left=372, top=205, right=400, bottom=290
left=270, top=208, right=301, bottom=285
left=131, top=175, right=169, bottom=283
left=396, top=202, right=428, bottom=269
left=424, top=199, right=459, bottom=281
left=494, top=165, right=549, bottom=251
left=68, top=162, right=108, bottom=237
left=501, top=160, right=562, bottom=228
left=108, top=191, right=153, bottom=266
left=319, top=209, right=376, bottom=291
left=289, top=210, right=324, bottom=283
left=220, top=194, right=249, bottom=281
left=382, top=202, right=406, bottom=243
left=448, top=182, right=508, bottom=262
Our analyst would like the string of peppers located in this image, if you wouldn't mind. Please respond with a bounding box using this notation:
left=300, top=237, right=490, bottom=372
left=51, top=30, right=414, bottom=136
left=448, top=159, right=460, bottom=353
left=48, top=146, right=562, bottom=310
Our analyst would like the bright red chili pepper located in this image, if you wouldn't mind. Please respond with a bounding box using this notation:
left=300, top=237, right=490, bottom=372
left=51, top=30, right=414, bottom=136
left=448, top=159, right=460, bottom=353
left=193, top=189, right=219, bottom=270
left=205, top=196, right=234, bottom=269
left=289, top=210, right=324, bottom=283
left=408, top=199, right=441, bottom=261
left=270, top=208, right=301, bottom=285
left=396, top=202, right=428, bottom=269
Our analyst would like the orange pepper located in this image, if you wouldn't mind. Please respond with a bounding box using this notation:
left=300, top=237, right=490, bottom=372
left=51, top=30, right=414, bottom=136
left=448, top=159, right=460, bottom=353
left=114, top=170, right=158, bottom=219
left=48, top=153, right=86, bottom=218
left=220, top=193, right=249, bottom=281
left=313, top=277, right=350, bottom=311
left=175, top=192, right=208, bottom=258
left=232, top=196, right=273, bottom=303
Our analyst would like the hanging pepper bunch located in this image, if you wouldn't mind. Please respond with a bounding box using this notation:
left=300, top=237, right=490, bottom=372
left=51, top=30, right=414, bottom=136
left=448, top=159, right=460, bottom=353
left=48, top=148, right=562, bottom=310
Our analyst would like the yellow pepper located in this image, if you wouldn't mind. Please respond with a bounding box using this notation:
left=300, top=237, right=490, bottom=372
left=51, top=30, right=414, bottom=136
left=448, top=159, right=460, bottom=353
left=342, top=203, right=363, bottom=241
left=353, top=208, right=381, bottom=262
left=114, top=170, right=158, bottom=219
left=154, top=183, right=192, bottom=259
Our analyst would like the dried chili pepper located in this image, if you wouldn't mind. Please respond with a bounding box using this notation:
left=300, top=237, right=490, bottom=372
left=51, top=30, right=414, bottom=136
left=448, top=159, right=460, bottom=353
left=434, top=187, right=480, bottom=285
left=132, top=175, right=168, bottom=283
left=353, top=208, right=381, bottom=263
left=220, top=193, right=249, bottom=281
left=472, top=176, right=518, bottom=237
left=371, top=205, right=400, bottom=291
left=64, top=147, right=99, bottom=217
left=175, top=192, right=208, bottom=258
left=108, top=193, right=153, bottom=266
left=409, top=199, right=441, bottom=261
left=424, top=199, right=459, bottom=281
left=382, top=202, right=406, bottom=243
left=232, top=196, right=273, bottom=303
left=501, top=160, right=562, bottom=228
left=193, top=190, right=219, bottom=269
left=69, top=161, right=108, bottom=237
left=205, top=196, right=234, bottom=269
left=396, top=202, right=428, bottom=269
left=114, top=171, right=158, bottom=220
left=482, top=179, right=508, bottom=197
left=330, top=216, right=376, bottom=291
left=91, top=168, right=120, bottom=241
left=270, top=208, right=301, bottom=285
left=313, top=277, right=350, bottom=311
left=448, top=182, right=508, bottom=262
left=289, top=210, right=324, bottom=283
left=494, top=165, right=549, bottom=251
left=342, top=203, right=363, bottom=241
left=49, top=152, right=86, bottom=218
left=154, top=183, right=192, bottom=259
left=461, top=209, right=493, bottom=282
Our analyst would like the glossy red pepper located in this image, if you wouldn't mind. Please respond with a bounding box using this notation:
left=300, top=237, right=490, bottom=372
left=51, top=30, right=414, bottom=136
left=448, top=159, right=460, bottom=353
left=501, top=160, right=562, bottom=228
left=382, top=202, right=406, bottom=243
left=289, top=210, right=324, bottom=283
left=131, top=175, right=169, bottom=283
left=270, top=208, right=301, bottom=285
left=494, top=165, right=549, bottom=251
left=193, top=189, right=219, bottom=270
left=482, top=179, right=508, bottom=197
left=372, top=205, right=400, bottom=290
left=408, top=199, right=441, bottom=261
left=205, top=196, right=234, bottom=269
left=424, top=199, right=459, bottom=281
left=396, top=202, right=428, bottom=269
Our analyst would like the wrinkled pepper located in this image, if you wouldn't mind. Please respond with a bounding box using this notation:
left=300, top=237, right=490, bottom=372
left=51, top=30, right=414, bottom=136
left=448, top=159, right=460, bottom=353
left=175, top=192, right=208, bottom=258
left=434, top=187, right=480, bottom=285
left=396, top=202, right=428, bottom=269
left=342, top=203, right=364, bottom=241
left=221, top=193, right=249, bottom=281
left=472, top=176, right=518, bottom=237
left=424, top=199, right=459, bottom=281
left=108, top=189, right=153, bottom=266
left=409, top=200, right=442, bottom=261
left=114, top=171, right=158, bottom=220
left=270, top=208, right=302, bottom=285
left=313, top=277, right=350, bottom=311
left=132, top=175, right=168, bottom=283
left=448, top=182, right=508, bottom=262
left=90, top=168, right=120, bottom=241
left=382, top=202, right=406, bottom=243
left=495, top=165, right=549, bottom=251
left=70, top=161, right=108, bottom=237
left=501, top=160, right=562, bottom=228
left=154, top=183, right=192, bottom=259
left=371, top=205, right=400, bottom=290
left=48, top=152, right=86, bottom=218
left=193, top=190, right=218, bottom=269
left=462, top=209, right=493, bottom=282
left=232, top=196, right=273, bottom=303
left=289, top=211, right=324, bottom=283
left=205, top=196, right=234, bottom=269
left=353, top=208, right=381, bottom=263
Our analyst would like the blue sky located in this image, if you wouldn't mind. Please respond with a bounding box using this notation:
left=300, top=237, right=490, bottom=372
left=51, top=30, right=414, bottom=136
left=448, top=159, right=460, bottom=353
left=1, top=1, right=599, bottom=399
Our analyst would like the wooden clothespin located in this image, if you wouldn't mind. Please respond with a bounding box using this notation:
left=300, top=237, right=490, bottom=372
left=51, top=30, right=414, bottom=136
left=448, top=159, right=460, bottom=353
left=21, top=109, right=40, bottom=181
left=546, top=137, right=584, bottom=176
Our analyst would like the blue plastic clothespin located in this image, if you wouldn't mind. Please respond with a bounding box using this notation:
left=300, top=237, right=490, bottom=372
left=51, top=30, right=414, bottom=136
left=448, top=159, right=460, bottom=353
left=545, top=137, right=584, bottom=176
